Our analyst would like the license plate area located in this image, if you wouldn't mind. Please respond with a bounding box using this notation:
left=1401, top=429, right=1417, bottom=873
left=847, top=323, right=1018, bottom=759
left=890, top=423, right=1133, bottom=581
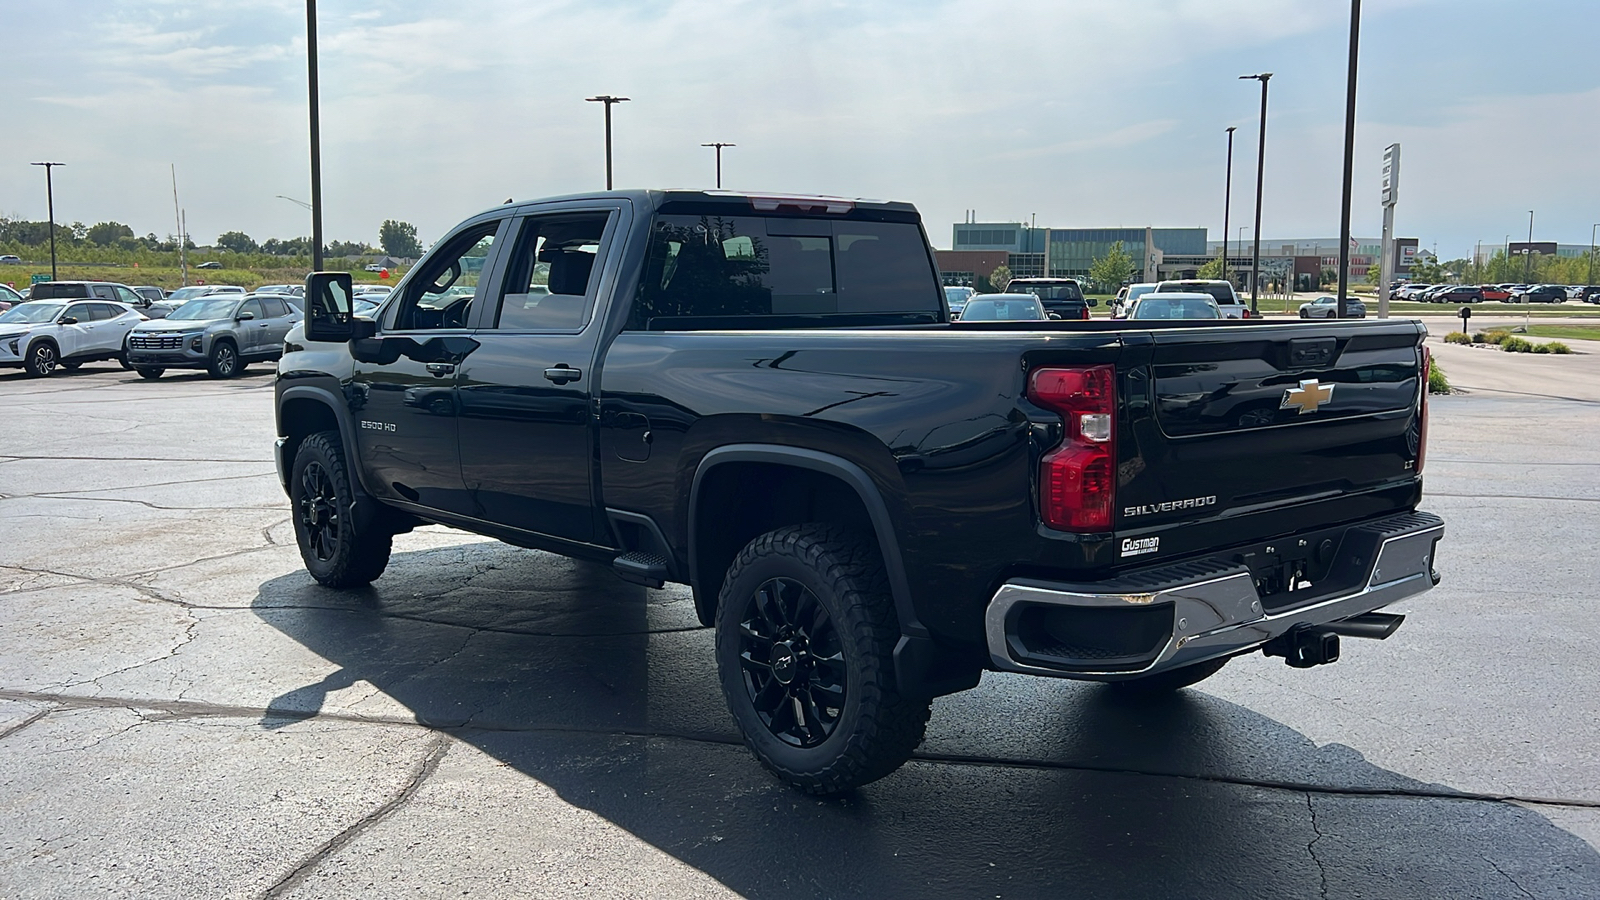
left=1233, top=523, right=1366, bottom=611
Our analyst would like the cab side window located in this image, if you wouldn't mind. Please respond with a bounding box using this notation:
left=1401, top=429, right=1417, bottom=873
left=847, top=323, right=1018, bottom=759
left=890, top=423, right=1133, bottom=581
left=492, top=212, right=611, bottom=331
left=391, top=223, right=500, bottom=331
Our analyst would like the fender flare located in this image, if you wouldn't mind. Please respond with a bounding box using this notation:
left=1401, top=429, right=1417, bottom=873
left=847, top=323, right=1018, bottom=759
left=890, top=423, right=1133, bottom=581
left=276, top=382, right=382, bottom=506
left=688, top=444, right=927, bottom=640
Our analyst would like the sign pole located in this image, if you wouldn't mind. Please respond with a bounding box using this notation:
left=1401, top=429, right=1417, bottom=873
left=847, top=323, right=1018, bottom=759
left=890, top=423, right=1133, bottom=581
left=1379, top=143, right=1399, bottom=319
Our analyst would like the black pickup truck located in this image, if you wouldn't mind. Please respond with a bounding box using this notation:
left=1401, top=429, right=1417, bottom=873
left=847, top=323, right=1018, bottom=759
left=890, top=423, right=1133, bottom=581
left=274, top=190, right=1444, bottom=795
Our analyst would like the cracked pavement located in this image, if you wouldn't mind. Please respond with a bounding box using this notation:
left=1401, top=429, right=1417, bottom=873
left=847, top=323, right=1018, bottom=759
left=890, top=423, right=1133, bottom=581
left=1, top=364, right=1598, bottom=898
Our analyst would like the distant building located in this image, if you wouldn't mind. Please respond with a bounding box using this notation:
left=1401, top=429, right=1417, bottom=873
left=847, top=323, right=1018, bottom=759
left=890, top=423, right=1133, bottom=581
left=937, top=222, right=1206, bottom=286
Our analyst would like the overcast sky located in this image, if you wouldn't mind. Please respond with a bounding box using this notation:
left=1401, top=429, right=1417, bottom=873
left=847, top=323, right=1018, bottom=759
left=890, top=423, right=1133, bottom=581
left=5, top=0, right=1598, bottom=258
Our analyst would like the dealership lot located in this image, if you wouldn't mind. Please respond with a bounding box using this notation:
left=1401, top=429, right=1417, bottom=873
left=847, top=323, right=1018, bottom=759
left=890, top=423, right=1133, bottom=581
left=1, top=349, right=1598, bottom=898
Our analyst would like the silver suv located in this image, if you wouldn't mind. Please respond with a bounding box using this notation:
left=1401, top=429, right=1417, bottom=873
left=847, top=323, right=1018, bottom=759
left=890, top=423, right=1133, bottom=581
left=126, top=292, right=301, bottom=379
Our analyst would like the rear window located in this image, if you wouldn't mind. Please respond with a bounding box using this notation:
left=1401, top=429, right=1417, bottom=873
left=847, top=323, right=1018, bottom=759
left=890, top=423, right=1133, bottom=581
left=628, top=215, right=940, bottom=330
left=1132, top=297, right=1220, bottom=319
left=1163, top=282, right=1239, bottom=305
left=29, top=283, right=89, bottom=300
left=1008, top=280, right=1084, bottom=302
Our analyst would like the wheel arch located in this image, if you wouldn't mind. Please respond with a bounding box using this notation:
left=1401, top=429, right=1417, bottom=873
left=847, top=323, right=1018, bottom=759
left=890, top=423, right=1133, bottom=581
left=277, top=385, right=362, bottom=491
left=688, top=444, right=924, bottom=640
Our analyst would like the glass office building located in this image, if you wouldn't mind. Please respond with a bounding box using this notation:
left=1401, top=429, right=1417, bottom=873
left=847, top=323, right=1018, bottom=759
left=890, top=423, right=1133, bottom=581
left=951, top=224, right=1208, bottom=279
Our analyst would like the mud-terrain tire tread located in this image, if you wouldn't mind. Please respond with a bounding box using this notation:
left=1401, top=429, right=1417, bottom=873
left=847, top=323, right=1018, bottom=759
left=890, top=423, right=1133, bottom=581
left=716, top=523, right=931, bottom=796
left=291, top=430, right=391, bottom=587
left=1109, top=656, right=1230, bottom=696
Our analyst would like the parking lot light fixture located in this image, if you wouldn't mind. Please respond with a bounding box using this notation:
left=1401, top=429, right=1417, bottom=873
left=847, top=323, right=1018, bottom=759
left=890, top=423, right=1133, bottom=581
left=587, top=96, right=630, bottom=190
left=1222, top=127, right=1236, bottom=283
left=306, top=0, right=324, bottom=271
left=30, top=162, right=64, bottom=281
left=1240, top=73, right=1272, bottom=314
left=701, top=142, right=735, bottom=189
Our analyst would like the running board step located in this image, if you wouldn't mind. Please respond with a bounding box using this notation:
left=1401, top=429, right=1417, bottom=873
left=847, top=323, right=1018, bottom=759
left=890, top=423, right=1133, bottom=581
left=612, top=551, right=669, bottom=589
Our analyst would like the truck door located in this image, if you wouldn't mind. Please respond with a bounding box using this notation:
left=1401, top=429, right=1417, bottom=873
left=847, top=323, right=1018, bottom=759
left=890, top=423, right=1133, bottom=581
left=349, top=219, right=508, bottom=515
left=456, top=205, right=623, bottom=542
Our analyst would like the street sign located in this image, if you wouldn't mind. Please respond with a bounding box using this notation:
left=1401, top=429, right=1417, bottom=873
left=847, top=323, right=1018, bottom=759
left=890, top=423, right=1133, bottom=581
left=31, top=274, right=51, bottom=285
left=1381, top=143, right=1400, bottom=208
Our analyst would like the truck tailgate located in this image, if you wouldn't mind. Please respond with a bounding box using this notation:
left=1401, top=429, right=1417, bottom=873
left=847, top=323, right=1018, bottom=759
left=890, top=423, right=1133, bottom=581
left=1113, top=321, right=1426, bottom=568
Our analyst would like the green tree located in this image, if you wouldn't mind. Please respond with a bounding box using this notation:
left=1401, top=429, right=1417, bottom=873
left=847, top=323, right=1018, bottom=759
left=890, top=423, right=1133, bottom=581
left=1088, top=241, right=1135, bottom=292
left=86, top=221, right=134, bottom=246
left=1409, top=256, right=1447, bottom=283
left=984, top=263, right=1013, bottom=293
left=216, top=231, right=259, bottom=254
left=1195, top=256, right=1224, bottom=279
left=379, top=220, right=423, bottom=258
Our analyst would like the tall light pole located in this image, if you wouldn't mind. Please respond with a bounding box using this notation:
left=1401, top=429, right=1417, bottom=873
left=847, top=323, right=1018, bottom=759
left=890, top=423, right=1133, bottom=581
left=1334, top=0, right=1362, bottom=319
left=1589, top=223, right=1598, bottom=287
left=701, top=142, right=735, bottom=189
left=1524, top=210, right=1535, bottom=283
left=305, top=0, right=324, bottom=272
left=1222, top=126, right=1236, bottom=283
left=30, top=162, right=65, bottom=281
left=587, top=95, right=630, bottom=190
left=1240, top=73, right=1272, bottom=313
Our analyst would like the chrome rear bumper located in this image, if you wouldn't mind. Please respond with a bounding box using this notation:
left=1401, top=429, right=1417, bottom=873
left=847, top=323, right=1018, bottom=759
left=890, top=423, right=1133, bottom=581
left=985, top=511, right=1444, bottom=680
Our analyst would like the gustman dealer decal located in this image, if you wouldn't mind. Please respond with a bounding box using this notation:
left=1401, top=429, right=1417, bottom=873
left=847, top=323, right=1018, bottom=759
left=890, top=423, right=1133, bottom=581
left=1124, top=495, right=1217, bottom=518
left=1120, top=537, right=1160, bottom=558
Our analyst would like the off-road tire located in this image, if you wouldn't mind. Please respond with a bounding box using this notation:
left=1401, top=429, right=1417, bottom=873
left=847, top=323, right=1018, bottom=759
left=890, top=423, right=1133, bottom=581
left=715, top=523, right=931, bottom=796
left=207, top=340, right=240, bottom=379
left=1109, top=656, right=1230, bottom=696
left=24, top=341, right=58, bottom=377
left=136, top=367, right=165, bottom=380
left=290, top=430, right=392, bottom=587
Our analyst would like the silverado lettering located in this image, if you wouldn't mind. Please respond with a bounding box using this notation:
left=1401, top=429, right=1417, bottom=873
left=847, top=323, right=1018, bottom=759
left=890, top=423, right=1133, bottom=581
left=1124, top=496, right=1218, bottom=518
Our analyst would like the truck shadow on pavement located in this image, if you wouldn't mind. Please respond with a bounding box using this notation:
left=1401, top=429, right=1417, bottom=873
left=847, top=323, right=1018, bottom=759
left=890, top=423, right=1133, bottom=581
left=254, top=542, right=1600, bottom=899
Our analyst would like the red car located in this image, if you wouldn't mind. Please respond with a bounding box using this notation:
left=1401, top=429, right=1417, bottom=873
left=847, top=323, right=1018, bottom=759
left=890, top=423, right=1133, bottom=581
left=1478, top=285, right=1510, bottom=301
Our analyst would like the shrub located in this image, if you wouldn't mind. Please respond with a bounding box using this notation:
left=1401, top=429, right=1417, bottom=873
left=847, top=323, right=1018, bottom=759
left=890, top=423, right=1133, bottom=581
left=1531, top=342, right=1551, bottom=354
left=1470, top=332, right=1488, bottom=343
left=1544, top=341, right=1573, bottom=355
left=1500, top=337, right=1533, bottom=353
left=1443, top=331, right=1471, bottom=345
left=1483, top=330, right=1512, bottom=345
left=1427, top=358, right=1450, bottom=394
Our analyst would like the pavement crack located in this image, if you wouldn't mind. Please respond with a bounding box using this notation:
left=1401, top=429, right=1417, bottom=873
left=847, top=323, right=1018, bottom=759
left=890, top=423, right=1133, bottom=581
left=0, top=706, right=56, bottom=740
left=1483, top=856, right=1536, bottom=900
left=1305, top=793, right=1329, bottom=900
left=260, top=734, right=450, bottom=898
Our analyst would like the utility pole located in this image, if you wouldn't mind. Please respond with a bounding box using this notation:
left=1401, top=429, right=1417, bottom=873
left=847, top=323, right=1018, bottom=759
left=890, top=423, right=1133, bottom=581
left=587, top=96, right=630, bottom=190
left=1240, top=73, right=1272, bottom=313
left=306, top=0, right=325, bottom=271
left=1223, top=126, right=1236, bottom=283
left=700, top=142, right=735, bottom=189
left=30, top=162, right=64, bottom=281
left=171, top=164, right=187, bottom=286
left=1334, top=0, right=1362, bottom=319
left=1524, top=210, right=1535, bottom=283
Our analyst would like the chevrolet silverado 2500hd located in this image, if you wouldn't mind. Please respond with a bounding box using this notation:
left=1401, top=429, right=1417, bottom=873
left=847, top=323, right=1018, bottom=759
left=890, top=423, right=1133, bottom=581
left=275, top=190, right=1444, bottom=795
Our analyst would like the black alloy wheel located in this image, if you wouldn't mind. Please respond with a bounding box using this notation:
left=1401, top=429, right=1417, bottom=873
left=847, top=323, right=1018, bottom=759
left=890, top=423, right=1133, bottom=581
left=715, top=524, right=931, bottom=795
left=298, top=460, right=341, bottom=564
left=737, top=576, right=847, bottom=748
left=25, top=342, right=57, bottom=377
left=289, top=431, right=392, bottom=587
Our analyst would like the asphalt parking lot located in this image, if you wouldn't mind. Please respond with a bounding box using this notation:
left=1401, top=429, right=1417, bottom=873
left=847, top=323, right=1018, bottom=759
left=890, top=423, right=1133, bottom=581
left=2, top=343, right=1598, bottom=899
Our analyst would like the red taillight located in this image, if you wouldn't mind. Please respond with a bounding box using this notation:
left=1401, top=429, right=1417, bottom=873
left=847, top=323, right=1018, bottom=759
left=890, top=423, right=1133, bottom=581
left=1417, top=346, right=1431, bottom=473
left=1028, top=365, right=1116, bottom=531
left=1241, top=308, right=1251, bottom=319
left=1080, top=307, right=1090, bottom=320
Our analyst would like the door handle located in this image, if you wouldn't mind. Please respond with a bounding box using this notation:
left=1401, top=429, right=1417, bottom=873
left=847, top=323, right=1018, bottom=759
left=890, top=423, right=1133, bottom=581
left=543, top=365, right=582, bottom=384
left=425, top=362, right=456, bottom=377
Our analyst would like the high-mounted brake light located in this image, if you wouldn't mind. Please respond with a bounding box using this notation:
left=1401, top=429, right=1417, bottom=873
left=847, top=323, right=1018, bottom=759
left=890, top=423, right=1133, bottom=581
left=1028, top=365, right=1117, bottom=532
left=745, top=194, right=855, bottom=214
left=1417, top=346, right=1431, bottom=473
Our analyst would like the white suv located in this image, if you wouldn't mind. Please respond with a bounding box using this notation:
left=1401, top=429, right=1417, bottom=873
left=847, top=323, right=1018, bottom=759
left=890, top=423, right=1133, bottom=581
left=1154, top=279, right=1251, bottom=319
left=0, top=298, right=145, bottom=376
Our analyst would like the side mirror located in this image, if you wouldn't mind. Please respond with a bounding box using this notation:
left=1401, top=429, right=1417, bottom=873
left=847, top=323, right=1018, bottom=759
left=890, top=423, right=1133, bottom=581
left=1087, top=298, right=1099, bottom=307
left=236, top=311, right=256, bottom=321
left=59, top=316, right=78, bottom=325
left=305, top=271, right=354, bottom=343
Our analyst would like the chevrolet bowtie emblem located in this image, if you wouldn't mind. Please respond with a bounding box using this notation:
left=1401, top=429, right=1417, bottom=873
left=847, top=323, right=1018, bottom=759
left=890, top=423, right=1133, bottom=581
left=1281, top=379, right=1335, bottom=414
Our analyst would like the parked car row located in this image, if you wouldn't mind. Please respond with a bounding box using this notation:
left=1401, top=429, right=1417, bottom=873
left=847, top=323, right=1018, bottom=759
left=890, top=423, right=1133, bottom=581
left=0, top=279, right=311, bottom=379
left=1395, top=282, right=1597, bottom=303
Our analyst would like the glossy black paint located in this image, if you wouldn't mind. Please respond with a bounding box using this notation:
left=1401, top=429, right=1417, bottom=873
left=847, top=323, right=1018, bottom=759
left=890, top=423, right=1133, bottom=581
left=276, top=189, right=1432, bottom=674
